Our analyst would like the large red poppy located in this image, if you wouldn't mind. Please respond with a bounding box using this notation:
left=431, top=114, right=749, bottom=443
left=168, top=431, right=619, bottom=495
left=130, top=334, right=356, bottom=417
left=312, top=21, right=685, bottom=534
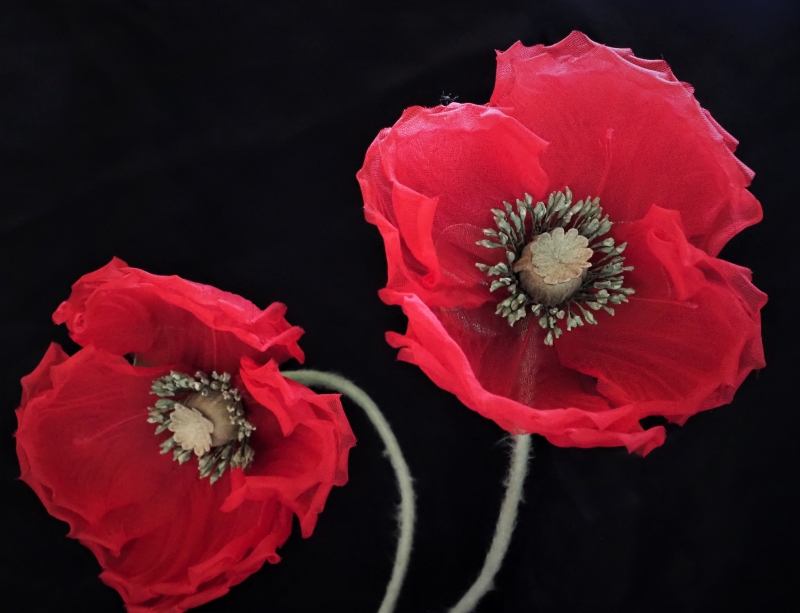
left=358, top=32, right=765, bottom=455
left=15, top=258, right=356, bottom=612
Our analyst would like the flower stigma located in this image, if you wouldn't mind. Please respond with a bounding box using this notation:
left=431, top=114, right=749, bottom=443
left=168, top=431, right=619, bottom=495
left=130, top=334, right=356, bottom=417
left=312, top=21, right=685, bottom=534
left=148, top=371, right=256, bottom=483
left=514, top=227, right=593, bottom=306
left=167, top=404, right=213, bottom=456
left=475, top=188, right=635, bottom=345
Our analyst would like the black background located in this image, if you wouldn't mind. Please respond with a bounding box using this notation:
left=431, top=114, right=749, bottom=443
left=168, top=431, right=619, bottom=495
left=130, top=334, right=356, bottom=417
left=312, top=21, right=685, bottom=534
left=2, top=1, right=798, bottom=612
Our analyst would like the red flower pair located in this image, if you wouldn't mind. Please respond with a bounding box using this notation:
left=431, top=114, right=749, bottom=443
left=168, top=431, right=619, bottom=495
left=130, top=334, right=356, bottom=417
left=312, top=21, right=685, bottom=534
left=15, top=29, right=768, bottom=613
left=15, top=258, right=355, bottom=612
left=358, top=31, right=766, bottom=454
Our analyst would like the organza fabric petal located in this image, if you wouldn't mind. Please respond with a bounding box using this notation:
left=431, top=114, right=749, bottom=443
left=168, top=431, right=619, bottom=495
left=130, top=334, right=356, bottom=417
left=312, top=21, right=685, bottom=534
left=380, top=205, right=764, bottom=455
left=383, top=292, right=667, bottom=455
left=224, top=358, right=356, bottom=537
left=53, top=258, right=304, bottom=373
left=489, top=31, right=761, bottom=257
left=555, top=206, right=766, bottom=426
left=15, top=346, right=294, bottom=613
left=358, top=103, right=548, bottom=309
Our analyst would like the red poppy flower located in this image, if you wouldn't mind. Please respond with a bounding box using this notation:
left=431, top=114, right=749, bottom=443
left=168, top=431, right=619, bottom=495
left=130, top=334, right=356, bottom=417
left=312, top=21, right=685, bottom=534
left=15, top=258, right=356, bottom=613
left=358, top=32, right=765, bottom=455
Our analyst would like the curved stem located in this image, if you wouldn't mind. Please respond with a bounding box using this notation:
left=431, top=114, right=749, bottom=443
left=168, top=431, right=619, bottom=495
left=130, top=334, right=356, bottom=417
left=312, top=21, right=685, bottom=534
left=448, top=434, right=532, bottom=613
left=282, top=369, right=415, bottom=613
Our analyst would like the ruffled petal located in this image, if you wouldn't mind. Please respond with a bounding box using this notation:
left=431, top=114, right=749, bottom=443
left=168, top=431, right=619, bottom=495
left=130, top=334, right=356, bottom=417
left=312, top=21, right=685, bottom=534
left=19, top=342, right=69, bottom=407
left=15, top=343, right=83, bottom=529
left=17, top=347, right=195, bottom=553
left=382, top=291, right=666, bottom=455
left=98, top=488, right=293, bottom=613
left=53, top=258, right=304, bottom=372
left=556, top=206, right=766, bottom=425
left=15, top=347, right=300, bottom=612
left=490, top=31, right=761, bottom=256
left=223, top=358, right=356, bottom=537
left=358, top=103, right=548, bottom=308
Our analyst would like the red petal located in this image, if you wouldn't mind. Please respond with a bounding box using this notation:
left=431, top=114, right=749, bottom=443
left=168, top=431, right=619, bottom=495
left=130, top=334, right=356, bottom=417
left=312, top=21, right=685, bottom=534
left=556, top=206, right=766, bottom=425
left=16, top=343, right=75, bottom=526
left=53, top=258, right=304, bottom=372
left=382, top=291, right=666, bottom=454
left=358, top=103, right=548, bottom=308
left=99, top=491, right=293, bottom=613
left=15, top=347, right=300, bottom=612
left=19, top=342, right=69, bottom=408
left=224, top=358, right=356, bottom=538
left=17, top=348, right=193, bottom=552
left=490, top=31, right=761, bottom=256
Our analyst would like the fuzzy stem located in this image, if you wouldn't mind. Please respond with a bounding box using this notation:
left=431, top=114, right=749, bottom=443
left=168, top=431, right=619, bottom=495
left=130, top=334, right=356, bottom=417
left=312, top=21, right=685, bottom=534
left=282, top=369, right=415, bottom=613
left=448, top=434, right=532, bottom=613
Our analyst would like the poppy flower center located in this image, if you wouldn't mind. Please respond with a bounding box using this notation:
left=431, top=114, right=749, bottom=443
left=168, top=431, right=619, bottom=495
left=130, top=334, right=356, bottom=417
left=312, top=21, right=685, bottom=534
left=513, top=227, right=593, bottom=307
left=167, top=404, right=214, bottom=456
left=148, top=371, right=256, bottom=483
left=475, top=188, right=635, bottom=345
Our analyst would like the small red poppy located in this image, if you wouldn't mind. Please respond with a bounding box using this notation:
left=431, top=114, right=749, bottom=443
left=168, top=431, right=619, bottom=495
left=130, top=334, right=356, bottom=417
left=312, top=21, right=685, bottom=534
left=15, top=258, right=356, bottom=612
left=358, top=32, right=765, bottom=455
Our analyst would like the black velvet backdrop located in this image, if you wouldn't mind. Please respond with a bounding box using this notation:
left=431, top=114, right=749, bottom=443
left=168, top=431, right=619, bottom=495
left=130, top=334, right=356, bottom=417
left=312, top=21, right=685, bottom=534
left=2, top=1, right=798, bottom=612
